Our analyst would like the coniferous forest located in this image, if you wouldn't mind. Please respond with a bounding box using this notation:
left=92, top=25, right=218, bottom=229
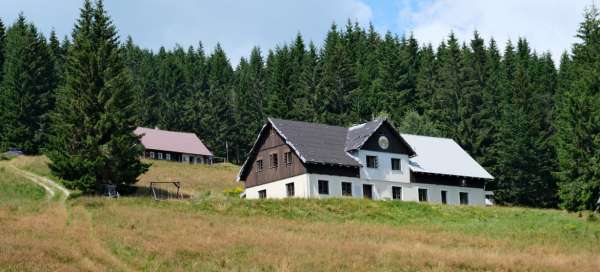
left=0, top=0, right=599, bottom=211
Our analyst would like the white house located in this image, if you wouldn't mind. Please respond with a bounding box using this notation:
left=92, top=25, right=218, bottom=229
left=237, top=118, right=494, bottom=206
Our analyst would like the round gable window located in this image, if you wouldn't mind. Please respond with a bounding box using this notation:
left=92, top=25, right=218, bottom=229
left=378, top=135, right=389, bottom=149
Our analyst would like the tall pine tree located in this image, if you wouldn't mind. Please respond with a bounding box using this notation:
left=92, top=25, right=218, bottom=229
left=47, top=0, right=147, bottom=192
left=0, top=14, right=54, bottom=154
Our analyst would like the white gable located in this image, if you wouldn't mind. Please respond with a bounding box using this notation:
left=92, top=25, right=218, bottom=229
left=401, top=134, right=494, bottom=180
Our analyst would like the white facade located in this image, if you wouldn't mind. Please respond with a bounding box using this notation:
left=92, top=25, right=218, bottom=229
left=245, top=172, right=486, bottom=206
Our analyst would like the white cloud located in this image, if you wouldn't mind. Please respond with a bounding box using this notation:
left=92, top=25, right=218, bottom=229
left=402, top=0, right=590, bottom=62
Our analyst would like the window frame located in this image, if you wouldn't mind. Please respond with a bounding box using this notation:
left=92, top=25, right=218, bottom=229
left=149, top=151, right=155, bottom=159
left=258, top=189, right=267, bottom=199
left=366, top=155, right=378, bottom=168
left=392, top=186, right=402, bottom=200
left=418, top=188, right=428, bottom=202
left=284, top=151, right=293, bottom=166
left=341, top=182, right=352, bottom=197
left=318, top=180, right=329, bottom=195
left=286, top=182, right=295, bottom=197
left=158, top=152, right=163, bottom=160
left=460, top=192, right=469, bottom=205
left=270, top=153, right=278, bottom=169
left=391, top=158, right=401, bottom=171
left=441, top=190, right=448, bottom=204
left=166, top=153, right=171, bottom=161
left=256, top=159, right=264, bottom=172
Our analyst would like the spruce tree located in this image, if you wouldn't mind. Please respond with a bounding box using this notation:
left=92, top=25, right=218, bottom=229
left=201, top=44, right=234, bottom=159
left=0, top=14, right=54, bottom=154
left=233, top=47, right=265, bottom=162
left=47, top=0, right=147, bottom=192
left=0, top=18, right=5, bottom=82
left=555, top=6, right=600, bottom=211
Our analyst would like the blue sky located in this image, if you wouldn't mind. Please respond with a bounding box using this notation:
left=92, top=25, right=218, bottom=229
left=0, top=0, right=590, bottom=64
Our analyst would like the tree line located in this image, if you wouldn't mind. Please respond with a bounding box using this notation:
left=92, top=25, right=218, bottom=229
left=0, top=0, right=598, bottom=211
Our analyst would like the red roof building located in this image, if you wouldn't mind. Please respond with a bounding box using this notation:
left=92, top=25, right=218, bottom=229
left=134, top=127, right=213, bottom=164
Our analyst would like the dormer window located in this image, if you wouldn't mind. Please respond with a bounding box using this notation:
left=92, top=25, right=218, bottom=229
left=366, top=155, right=378, bottom=168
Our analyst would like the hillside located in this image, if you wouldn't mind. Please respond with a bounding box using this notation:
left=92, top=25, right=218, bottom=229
left=1, top=156, right=600, bottom=271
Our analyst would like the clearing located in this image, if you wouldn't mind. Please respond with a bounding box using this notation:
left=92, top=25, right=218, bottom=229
left=1, top=156, right=599, bottom=271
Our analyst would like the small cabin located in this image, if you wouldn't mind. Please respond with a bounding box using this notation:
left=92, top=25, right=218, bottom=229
left=134, top=127, right=213, bottom=164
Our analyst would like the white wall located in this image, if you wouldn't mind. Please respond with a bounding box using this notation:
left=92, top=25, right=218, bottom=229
left=244, top=173, right=486, bottom=206
left=352, top=150, right=410, bottom=183
left=244, top=174, right=309, bottom=199
left=304, top=174, right=485, bottom=206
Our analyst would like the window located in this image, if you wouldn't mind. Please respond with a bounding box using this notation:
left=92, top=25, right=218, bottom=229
left=341, top=182, right=352, bottom=196
left=392, top=186, right=402, bottom=200
left=166, top=153, right=171, bottom=161
left=284, top=151, right=293, bottom=166
left=158, top=152, right=163, bottom=160
left=363, top=184, right=373, bottom=199
left=258, top=189, right=266, bottom=199
left=270, top=153, right=278, bottom=168
left=256, top=159, right=264, bottom=172
left=391, top=158, right=401, bottom=171
left=318, top=180, right=329, bottom=195
left=286, top=182, right=295, bottom=197
left=366, top=155, right=378, bottom=168
left=149, top=152, right=155, bottom=159
left=418, top=188, right=428, bottom=202
left=460, top=192, right=469, bottom=205
left=441, top=190, right=447, bottom=204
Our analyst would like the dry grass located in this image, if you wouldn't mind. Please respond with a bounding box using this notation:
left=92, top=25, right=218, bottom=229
left=137, top=159, right=239, bottom=196
left=2, top=156, right=600, bottom=271
left=81, top=197, right=600, bottom=272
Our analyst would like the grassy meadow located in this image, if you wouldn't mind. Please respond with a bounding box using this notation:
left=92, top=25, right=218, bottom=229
left=1, top=156, right=600, bottom=271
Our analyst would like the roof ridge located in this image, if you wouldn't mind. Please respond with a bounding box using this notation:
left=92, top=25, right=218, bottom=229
left=400, top=133, right=454, bottom=141
left=137, top=126, right=197, bottom=135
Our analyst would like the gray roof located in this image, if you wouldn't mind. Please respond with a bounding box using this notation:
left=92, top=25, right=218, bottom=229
left=269, top=118, right=360, bottom=166
left=402, top=134, right=494, bottom=180
left=345, top=118, right=385, bottom=151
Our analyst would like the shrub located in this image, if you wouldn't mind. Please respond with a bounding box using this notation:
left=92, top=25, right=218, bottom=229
left=223, top=186, right=244, bottom=197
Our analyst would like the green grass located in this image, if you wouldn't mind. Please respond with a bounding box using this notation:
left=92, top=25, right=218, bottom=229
left=76, top=194, right=600, bottom=254
left=0, top=165, right=46, bottom=213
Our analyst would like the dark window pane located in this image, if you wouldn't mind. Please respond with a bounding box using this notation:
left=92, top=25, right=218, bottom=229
left=341, top=182, right=352, bottom=196
left=270, top=153, right=278, bottom=168
left=392, top=186, right=402, bottom=200
left=318, top=180, right=329, bottom=195
left=460, top=192, right=469, bottom=205
left=366, top=156, right=378, bottom=168
left=286, top=183, right=295, bottom=197
left=285, top=152, right=292, bottom=166
left=441, top=190, right=447, bottom=204
left=256, top=159, right=263, bottom=172
left=418, top=188, right=428, bottom=202
left=363, top=184, right=373, bottom=199
left=258, top=190, right=266, bottom=199
left=391, top=158, right=401, bottom=170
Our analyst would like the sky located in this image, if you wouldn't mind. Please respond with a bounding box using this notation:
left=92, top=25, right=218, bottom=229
left=0, top=0, right=592, bottom=65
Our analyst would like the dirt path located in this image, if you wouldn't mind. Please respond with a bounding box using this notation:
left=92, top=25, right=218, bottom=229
left=6, top=163, right=133, bottom=272
left=8, top=163, right=70, bottom=202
